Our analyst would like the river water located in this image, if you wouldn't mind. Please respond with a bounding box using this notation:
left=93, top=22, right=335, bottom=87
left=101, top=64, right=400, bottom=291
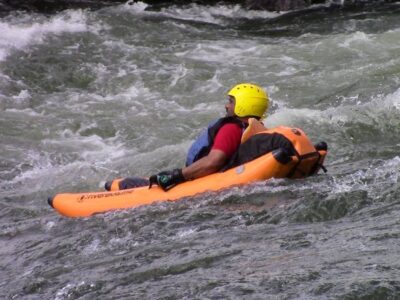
left=1, top=1, right=400, bottom=299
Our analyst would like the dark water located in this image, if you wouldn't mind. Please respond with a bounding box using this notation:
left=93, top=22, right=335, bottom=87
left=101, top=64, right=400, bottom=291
left=1, top=2, right=400, bottom=299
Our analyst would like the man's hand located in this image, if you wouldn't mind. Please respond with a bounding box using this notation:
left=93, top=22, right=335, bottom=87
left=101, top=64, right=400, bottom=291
left=149, top=168, right=185, bottom=191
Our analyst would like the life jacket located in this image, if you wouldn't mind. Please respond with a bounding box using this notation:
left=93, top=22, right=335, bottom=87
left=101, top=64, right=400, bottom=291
left=185, top=116, right=246, bottom=166
left=222, top=118, right=327, bottom=178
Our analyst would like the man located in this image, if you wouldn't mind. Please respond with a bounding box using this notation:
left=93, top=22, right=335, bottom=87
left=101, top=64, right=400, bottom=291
left=108, top=83, right=269, bottom=191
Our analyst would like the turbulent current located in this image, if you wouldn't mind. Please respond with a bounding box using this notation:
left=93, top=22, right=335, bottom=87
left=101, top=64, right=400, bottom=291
left=1, top=1, right=400, bottom=299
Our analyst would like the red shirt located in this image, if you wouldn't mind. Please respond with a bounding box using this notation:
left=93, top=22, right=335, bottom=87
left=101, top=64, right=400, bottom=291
left=211, top=123, right=242, bottom=158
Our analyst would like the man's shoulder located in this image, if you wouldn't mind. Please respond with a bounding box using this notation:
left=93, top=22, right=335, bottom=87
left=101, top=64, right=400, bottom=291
left=219, top=122, right=243, bottom=133
left=215, top=123, right=243, bottom=142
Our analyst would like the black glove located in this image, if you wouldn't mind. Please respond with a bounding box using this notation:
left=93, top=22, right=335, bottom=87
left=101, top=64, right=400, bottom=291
left=149, top=168, right=185, bottom=191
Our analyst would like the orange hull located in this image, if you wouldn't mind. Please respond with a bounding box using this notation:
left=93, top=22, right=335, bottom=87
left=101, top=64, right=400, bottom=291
left=48, top=149, right=327, bottom=218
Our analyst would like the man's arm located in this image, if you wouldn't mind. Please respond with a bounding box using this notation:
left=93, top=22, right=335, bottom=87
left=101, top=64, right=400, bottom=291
left=182, top=149, right=228, bottom=180
left=149, top=123, right=241, bottom=191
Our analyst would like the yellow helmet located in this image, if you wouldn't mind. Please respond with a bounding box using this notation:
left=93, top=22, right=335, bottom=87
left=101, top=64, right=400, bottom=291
left=228, top=83, right=269, bottom=119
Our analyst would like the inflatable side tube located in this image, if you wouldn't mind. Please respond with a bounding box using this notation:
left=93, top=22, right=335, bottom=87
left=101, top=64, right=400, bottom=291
left=49, top=151, right=299, bottom=218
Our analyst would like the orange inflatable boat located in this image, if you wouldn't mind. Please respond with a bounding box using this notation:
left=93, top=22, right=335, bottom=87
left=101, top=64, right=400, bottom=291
left=48, top=119, right=327, bottom=218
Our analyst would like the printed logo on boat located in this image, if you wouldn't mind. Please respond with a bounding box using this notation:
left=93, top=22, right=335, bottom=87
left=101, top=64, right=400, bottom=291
left=77, top=190, right=135, bottom=202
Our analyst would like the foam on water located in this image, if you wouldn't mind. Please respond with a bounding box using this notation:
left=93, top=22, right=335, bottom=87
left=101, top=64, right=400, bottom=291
left=175, top=41, right=266, bottom=63
left=118, top=1, right=281, bottom=25
left=383, top=87, right=400, bottom=110
left=82, top=239, right=101, bottom=255
left=339, top=31, right=371, bottom=48
left=158, top=4, right=280, bottom=25
left=0, top=126, right=127, bottom=197
left=176, top=228, right=196, bottom=239
left=122, top=0, right=149, bottom=12
left=330, top=156, right=400, bottom=196
left=55, top=281, right=96, bottom=300
left=267, top=87, right=400, bottom=128
left=0, top=10, right=92, bottom=61
left=331, top=88, right=400, bottom=123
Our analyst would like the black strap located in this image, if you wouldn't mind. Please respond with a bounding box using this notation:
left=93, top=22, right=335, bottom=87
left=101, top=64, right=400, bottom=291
left=287, top=151, right=321, bottom=178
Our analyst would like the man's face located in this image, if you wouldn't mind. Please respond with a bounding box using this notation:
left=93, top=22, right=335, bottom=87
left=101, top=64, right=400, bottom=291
left=225, top=96, right=235, bottom=117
